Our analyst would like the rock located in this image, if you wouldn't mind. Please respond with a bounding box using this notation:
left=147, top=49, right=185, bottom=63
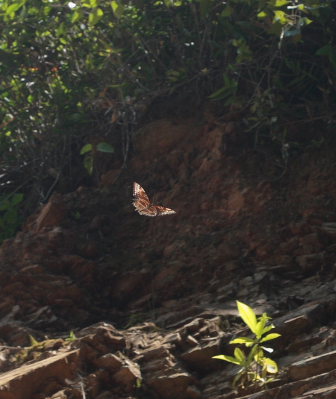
left=34, top=195, right=67, bottom=232
left=289, top=349, right=336, bottom=381
left=296, top=253, right=324, bottom=272
left=0, top=350, right=80, bottom=399
left=147, top=372, right=197, bottom=399
left=112, top=359, right=141, bottom=392
left=180, top=340, right=222, bottom=372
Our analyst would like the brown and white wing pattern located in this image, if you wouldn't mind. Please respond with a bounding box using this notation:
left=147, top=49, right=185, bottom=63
left=133, top=182, right=176, bottom=217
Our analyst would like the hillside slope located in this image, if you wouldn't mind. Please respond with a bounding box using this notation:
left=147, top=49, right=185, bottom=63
left=1, top=118, right=336, bottom=398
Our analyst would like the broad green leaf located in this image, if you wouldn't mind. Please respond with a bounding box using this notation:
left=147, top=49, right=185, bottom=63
left=80, top=143, right=93, bottom=155
left=247, top=344, right=259, bottom=363
left=260, top=324, right=274, bottom=335
left=111, top=1, right=124, bottom=18
left=5, top=1, right=25, bottom=18
left=71, top=9, right=83, bottom=23
left=257, top=11, right=267, bottom=18
left=230, top=337, right=255, bottom=345
left=301, top=17, right=312, bottom=25
left=234, top=347, right=246, bottom=363
left=237, top=301, right=258, bottom=334
left=89, top=8, right=104, bottom=26
left=255, top=313, right=270, bottom=338
left=274, top=10, right=288, bottom=24
left=262, top=357, right=279, bottom=373
left=212, top=354, right=241, bottom=365
left=275, top=0, right=289, bottom=6
left=96, top=142, right=115, bottom=153
left=260, top=333, right=281, bottom=342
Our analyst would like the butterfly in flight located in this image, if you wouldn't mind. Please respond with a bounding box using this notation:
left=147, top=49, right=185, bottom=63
left=132, top=182, right=176, bottom=217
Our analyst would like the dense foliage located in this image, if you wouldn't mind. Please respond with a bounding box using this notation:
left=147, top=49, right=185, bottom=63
left=0, top=0, right=335, bottom=239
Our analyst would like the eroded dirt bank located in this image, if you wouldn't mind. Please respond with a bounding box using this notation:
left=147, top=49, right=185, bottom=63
left=1, top=118, right=336, bottom=398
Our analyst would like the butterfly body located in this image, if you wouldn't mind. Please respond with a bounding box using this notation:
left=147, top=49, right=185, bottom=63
left=133, top=182, right=176, bottom=217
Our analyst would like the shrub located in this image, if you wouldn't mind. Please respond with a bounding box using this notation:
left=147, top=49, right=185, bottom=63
left=213, top=301, right=281, bottom=390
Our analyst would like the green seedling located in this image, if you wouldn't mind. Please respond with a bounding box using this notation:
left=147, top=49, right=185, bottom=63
left=213, top=300, right=281, bottom=390
left=65, top=330, right=77, bottom=342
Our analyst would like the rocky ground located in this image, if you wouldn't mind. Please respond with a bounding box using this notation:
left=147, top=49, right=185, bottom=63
left=1, top=118, right=336, bottom=398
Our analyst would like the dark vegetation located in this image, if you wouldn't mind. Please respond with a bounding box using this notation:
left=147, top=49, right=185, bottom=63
left=0, top=0, right=335, bottom=241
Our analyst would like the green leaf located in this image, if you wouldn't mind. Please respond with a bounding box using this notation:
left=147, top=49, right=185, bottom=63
left=255, top=313, right=270, bottom=338
left=237, top=301, right=258, bottom=334
left=230, top=337, right=255, bottom=345
left=257, top=11, right=267, bottom=18
left=80, top=143, right=93, bottom=155
left=260, top=333, right=281, bottom=343
left=5, top=1, right=25, bottom=19
left=71, top=9, right=83, bottom=23
left=261, top=324, right=275, bottom=335
left=89, top=8, right=104, bottom=26
left=221, top=6, right=233, bottom=17
left=29, top=335, right=39, bottom=347
left=247, top=344, right=259, bottom=363
left=111, top=1, right=124, bottom=18
left=234, top=347, right=246, bottom=363
left=96, top=142, right=115, bottom=153
left=65, top=330, right=77, bottom=341
left=274, top=10, right=288, bottom=24
left=262, top=357, right=279, bottom=373
left=212, top=354, right=241, bottom=365
left=275, top=0, right=289, bottom=6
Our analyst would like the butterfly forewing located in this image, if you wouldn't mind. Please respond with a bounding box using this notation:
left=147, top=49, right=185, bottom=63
left=132, top=182, right=176, bottom=217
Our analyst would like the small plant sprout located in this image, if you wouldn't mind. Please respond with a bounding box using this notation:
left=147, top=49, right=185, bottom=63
left=213, top=300, right=281, bottom=390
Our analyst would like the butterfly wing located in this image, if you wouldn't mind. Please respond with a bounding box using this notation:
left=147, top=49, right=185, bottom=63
left=154, top=205, right=176, bottom=216
left=133, top=182, right=151, bottom=215
left=133, top=182, right=176, bottom=217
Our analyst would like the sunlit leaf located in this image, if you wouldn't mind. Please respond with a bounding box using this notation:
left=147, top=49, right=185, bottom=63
left=257, top=11, right=267, bottom=18
left=237, top=301, right=258, bottom=334
left=212, top=354, right=241, bottom=365
left=275, top=0, right=289, bottom=6
left=89, top=8, right=104, bottom=26
left=71, top=9, right=83, bottom=23
left=230, top=337, right=255, bottom=345
left=263, top=357, right=279, bottom=373
left=111, top=0, right=124, bottom=18
left=234, top=347, right=246, bottom=363
left=260, top=333, right=281, bottom=342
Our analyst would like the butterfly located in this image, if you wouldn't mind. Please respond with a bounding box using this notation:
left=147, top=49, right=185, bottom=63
left=132, top=182, right=176, bottom=217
